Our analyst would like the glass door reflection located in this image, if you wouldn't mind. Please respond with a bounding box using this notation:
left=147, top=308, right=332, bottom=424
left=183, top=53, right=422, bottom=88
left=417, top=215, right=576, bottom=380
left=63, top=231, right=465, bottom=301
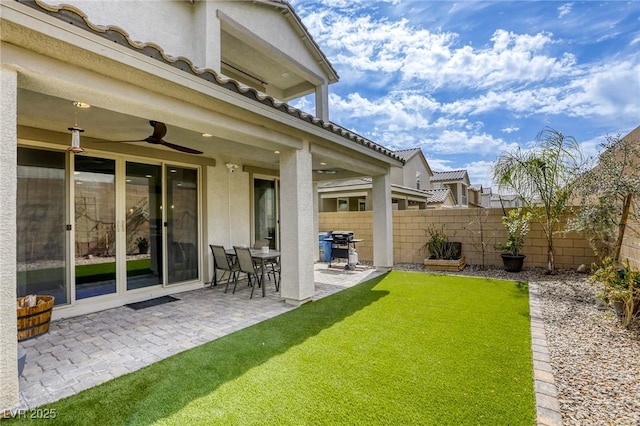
left=166, top=166, right=199, bottom=284
left=74, top=156, right=117, bottom=299
left=17, top=147, right=68, bottom=305
left=126, top=162, right=163, bottom=290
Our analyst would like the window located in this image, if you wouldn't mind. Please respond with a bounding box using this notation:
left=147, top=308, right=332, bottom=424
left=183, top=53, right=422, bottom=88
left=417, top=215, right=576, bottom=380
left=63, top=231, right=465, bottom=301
left=358, top=199, right=366, bottom=211
left=337, top=198, right=349, bottom=212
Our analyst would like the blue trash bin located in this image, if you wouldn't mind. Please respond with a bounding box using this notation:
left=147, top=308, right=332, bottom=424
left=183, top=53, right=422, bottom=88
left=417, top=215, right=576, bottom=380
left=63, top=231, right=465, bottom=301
left=318, top=232, right=332, bottom=262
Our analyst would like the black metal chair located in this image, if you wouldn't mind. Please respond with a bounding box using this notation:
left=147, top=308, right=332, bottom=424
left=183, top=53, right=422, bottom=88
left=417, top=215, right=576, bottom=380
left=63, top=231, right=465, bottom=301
left=253, top=239, right=279, bottom=289
left=233, top=246, right=263, bottom=299
left=210, top=244, right=240, bottom=294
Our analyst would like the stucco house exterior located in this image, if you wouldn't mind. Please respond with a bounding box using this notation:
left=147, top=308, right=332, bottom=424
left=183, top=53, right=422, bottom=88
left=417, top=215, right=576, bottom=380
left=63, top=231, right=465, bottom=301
left=318, top=147, right=456, bottom=210
left=430, top=169, right=472, bottom=208
left=0, top=0, right=401, bottom=413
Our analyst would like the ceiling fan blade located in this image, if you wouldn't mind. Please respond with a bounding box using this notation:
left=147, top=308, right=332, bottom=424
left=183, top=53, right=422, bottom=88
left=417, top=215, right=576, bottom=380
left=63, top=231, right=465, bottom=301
left=160, top=140, right=203, bottom=154
left=149, top=121, right=167, bottom=140
left=92, top=139, right=145, bottom=143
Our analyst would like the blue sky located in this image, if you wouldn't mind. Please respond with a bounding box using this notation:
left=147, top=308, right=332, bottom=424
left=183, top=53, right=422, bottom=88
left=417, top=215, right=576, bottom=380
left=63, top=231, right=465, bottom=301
left=289, top=1, right=640, bottom=188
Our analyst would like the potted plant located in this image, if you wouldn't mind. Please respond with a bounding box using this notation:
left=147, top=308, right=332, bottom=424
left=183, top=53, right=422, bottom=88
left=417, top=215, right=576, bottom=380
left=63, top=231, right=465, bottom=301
left=422, top=224, right=465, bottom=271
left=495, top=208, right=532, bottom=272
left=135, top=236, right=149, bottom=254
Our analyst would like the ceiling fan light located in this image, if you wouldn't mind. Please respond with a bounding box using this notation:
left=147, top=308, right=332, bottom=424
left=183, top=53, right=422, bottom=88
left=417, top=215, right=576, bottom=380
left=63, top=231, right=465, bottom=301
left=67, top=126, right=85, bottom=153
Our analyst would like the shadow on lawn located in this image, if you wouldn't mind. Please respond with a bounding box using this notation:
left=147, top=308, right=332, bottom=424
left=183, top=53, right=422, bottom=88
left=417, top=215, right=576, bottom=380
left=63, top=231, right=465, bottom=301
left=41, top=274, right=390, bottom=425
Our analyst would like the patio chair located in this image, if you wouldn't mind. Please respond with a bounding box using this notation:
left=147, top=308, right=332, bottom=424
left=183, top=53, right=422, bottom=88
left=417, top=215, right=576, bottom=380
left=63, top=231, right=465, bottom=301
left=234, top=246, right=263, bottom=299
left=269, top=258, right=281, bottom=291
left=253, top=239, right=279, bottom=288
left=210, top=244, right=240, bottom=294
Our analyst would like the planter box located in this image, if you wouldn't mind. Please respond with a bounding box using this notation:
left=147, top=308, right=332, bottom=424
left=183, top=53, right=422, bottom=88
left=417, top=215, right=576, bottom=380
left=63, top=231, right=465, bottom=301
left=423, top=256, right=466, bottom=272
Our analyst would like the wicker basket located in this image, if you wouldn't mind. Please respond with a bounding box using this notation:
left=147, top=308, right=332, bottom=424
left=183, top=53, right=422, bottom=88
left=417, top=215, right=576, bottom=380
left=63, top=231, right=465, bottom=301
left=17, top=295, right=55, bottom=341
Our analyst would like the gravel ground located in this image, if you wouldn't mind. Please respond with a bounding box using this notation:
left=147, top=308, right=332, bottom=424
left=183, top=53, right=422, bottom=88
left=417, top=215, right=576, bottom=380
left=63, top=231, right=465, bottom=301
left=393, top=263, right=640, bottom=426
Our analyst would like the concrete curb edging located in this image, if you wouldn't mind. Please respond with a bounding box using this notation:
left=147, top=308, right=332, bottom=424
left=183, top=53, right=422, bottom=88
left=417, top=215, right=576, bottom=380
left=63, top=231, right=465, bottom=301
left=528, top=281, right=563, bottom=426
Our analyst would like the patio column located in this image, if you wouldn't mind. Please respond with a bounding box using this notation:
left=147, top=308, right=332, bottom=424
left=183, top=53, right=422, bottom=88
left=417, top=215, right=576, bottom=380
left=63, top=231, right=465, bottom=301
left=372, top=172, right=393, bottom=270
left=0, top=65, right=18, bottom=414
left=279, top=141, right=315, bottom=305
left=315, top=83, right=329, bottom=122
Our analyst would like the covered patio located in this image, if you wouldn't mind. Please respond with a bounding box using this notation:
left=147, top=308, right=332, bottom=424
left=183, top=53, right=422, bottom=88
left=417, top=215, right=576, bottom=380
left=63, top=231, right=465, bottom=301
left=15, top=265, right=385, bottom=410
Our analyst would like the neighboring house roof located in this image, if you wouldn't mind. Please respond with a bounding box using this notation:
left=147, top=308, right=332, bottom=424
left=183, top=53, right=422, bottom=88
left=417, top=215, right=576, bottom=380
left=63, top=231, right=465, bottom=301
left=469, top=184, right=483, bottom=192
left=491, top=193, right=519, bottom=202
left=23, top=0, right=402, bottom=163
left=394, top=148, right=422, bottom=162
left=394, top=147, right=433, bottom=177
left=431, top=170, right=468, bottom=182
left=482, top=187, right=492, bottom=195
left=426, top=188, right=451, bottom=204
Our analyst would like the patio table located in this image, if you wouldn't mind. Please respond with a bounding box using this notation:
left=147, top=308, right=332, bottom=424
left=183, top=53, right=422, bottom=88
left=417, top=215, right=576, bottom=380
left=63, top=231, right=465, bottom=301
left=226, top=248, right=281, bottom=297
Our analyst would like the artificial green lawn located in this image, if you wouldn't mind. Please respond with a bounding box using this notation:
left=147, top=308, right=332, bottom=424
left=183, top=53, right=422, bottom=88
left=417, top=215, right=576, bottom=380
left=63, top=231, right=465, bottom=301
left=12, top=271, right=535, bottom=425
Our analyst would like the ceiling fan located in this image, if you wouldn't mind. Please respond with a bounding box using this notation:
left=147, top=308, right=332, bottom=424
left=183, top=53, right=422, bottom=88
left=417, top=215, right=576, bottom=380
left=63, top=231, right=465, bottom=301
left=97, top=120, right=203, bottom=154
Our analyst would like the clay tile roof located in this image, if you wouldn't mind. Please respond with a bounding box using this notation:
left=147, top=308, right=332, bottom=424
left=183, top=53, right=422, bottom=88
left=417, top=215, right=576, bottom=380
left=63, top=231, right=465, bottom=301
left=431, top=170, right=468, bottom=182
left=24, top=0, right=402, bottom=163
left=426, top=188, right=451, bottom=204
left=393, top=148, right=422, bottom=162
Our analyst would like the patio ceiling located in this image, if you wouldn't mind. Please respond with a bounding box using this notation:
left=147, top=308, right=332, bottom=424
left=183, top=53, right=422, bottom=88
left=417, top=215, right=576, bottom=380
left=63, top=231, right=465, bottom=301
left=17, top=89, right=365, bottom=181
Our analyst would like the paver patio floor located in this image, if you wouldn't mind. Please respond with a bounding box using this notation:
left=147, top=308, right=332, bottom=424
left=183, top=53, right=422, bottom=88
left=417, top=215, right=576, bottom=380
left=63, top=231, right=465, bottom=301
left=17, top=264, right=385, bottom=409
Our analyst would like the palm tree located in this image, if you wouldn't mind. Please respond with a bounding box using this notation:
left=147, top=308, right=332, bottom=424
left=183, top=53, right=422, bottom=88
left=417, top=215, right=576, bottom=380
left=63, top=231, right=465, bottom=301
left=493, top=127, right=584, bottom=273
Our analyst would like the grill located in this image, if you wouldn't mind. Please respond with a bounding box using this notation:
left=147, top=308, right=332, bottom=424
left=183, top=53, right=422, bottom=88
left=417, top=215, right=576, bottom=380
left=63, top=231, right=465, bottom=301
left=328, top=231, right=361, bottom=269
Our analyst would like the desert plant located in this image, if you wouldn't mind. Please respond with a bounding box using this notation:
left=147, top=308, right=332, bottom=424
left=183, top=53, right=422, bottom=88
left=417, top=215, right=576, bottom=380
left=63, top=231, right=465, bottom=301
left=590, top=257, right=640, bottom=328
left=493, top=127, right=585, bottom=273
left=467, top=209, right=490, bottom=270
left=568, top=132, right=640, bottom=263
left=422, top=224, right=459, bottom=260
left=494, top=209, right=532, bottom=256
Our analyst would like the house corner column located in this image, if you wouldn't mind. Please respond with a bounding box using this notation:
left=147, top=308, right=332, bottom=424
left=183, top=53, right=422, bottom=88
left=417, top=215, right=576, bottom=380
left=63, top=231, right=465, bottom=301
left=280, top=141, right=314, bottom=305
left=0, top=65, right=19, bottom=415
left=315, top=83, right=329, bottom=122
left=372, top=172, right=393, bottom=270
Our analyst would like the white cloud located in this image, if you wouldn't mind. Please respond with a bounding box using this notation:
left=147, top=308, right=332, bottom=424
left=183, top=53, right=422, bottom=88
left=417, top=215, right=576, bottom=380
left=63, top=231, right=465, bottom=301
left=558, top=3, right=573, bottom=18
left=301, top=11, right=577, bottom=90
left=421, top=130, right=512, bottom=156
left=462, top=160, right=497, bottom=187
left=501, top=127, right=520, bottom=133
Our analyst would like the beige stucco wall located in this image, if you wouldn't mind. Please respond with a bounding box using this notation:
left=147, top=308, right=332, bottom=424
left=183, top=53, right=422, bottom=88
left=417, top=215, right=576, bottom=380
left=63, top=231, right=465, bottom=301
left=402, top=155, right=432, bottom=190
left=52, top=1, right=200, bottom=62
left=55, top=0, right=327, bottom=89
left=0, top=65, right=19, bottom=415
left=320, top=208, right=597, bottom=269
left=219, top=2, right=326, bottom=80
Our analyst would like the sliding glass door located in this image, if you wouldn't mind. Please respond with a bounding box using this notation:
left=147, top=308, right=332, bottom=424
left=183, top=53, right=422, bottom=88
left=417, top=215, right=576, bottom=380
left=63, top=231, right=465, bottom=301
left=166, top=165, right=199, bottom=284
left=17, top=147, right=68, bottom=305
left=254, top=178, right=278, bottom=249
left=74, top=156, right=117, bottom=299
left=126, top=162, right=163, bottom=290
left=17, top=146, right=202, bottom=306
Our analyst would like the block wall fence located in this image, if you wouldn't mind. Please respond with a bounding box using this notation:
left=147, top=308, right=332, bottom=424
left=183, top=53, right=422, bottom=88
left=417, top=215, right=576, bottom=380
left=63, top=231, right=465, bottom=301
left=319, top=208, right=608, bottom=270
left=620, top=204, right=640, bottom=270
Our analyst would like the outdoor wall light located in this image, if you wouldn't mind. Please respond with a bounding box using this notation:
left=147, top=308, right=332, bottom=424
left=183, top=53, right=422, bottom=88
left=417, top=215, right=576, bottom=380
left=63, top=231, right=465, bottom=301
left=226, top=162, right=240, bottom=173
